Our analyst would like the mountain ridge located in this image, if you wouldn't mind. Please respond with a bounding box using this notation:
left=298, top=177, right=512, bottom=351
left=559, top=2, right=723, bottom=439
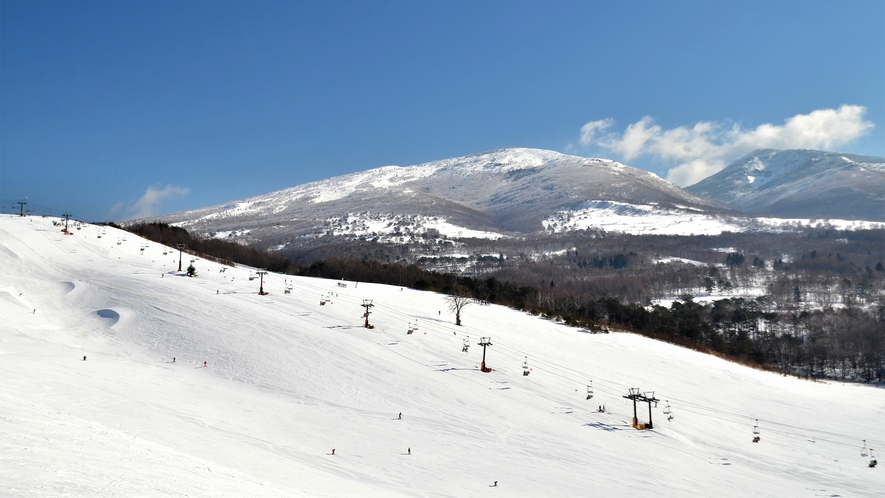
left=146, top=148, right=730, bottom=245
left=686, top=149, right=885, bottom=220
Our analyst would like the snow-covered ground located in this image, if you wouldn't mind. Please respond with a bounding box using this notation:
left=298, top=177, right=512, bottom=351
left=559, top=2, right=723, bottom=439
left=2, top=214, right=883, bottom=497
left=543, top=201, right=747, bottom=236
left=319, top=213, right=504, bottom=241
left=542, top=200, right=885, bottom=236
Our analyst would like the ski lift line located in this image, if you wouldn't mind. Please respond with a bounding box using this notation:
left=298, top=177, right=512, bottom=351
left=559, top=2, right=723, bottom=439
left=491, top=341, right=884, bottom=447
left=237, top=278, right=884, bottom=449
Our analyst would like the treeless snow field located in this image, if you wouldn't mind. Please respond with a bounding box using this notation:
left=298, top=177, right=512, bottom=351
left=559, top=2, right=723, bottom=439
left=1, top=214, right=883, bottom=497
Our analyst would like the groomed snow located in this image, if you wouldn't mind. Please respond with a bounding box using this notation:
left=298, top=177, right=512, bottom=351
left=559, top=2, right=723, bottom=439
left=2, top=214, right=883, bottom=497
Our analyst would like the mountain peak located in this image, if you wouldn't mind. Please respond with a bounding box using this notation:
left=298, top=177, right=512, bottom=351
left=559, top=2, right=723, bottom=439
left=686, top=149, right=885, bottom=220
left=148, top=147, right=724, bottom=243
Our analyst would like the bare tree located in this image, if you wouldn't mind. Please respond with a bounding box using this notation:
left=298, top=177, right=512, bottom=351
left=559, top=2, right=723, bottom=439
left=446, top=292, right=471, bottom=326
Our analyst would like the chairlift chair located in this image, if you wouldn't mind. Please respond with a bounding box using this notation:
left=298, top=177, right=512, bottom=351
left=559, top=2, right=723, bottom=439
left=861, top=440, right=868, bottom=457
left=522, top=356, right=530, bottom=376
left=663, top=401, right=671, bottom=415
left=753, top=419, right=760, bottom=435
left=586, top=381, right=594, bottom=400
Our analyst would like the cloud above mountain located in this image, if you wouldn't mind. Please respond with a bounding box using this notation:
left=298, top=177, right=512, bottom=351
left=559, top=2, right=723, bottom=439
left=111, top=185, right=190, bottom=219
left=578, top=105, right=874, bottom=186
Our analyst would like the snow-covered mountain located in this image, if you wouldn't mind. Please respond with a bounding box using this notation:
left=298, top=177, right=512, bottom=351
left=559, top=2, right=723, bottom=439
left=3, top=214, right=884, bottom=496
left=686, top=149, right=885, bottom=221
left=149, top=148, right=730, bottom=245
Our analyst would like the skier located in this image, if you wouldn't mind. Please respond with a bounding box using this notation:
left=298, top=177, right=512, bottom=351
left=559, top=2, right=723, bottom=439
left=172, top=357, right=176, bottom=363
left=398, top=412, right=402, bottom=420
left=203, top=361, right=207, bottom=367
left=83, top=355, right=86, bottom=361
left=407, top=447, right=411, bottom=455
left=493, top=481, right=498, bottom=487
left=332, top=448, right=336, bottom=455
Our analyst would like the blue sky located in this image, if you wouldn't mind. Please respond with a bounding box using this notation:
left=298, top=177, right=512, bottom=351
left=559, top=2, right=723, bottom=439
left=2, top=0, right=883, bottom=221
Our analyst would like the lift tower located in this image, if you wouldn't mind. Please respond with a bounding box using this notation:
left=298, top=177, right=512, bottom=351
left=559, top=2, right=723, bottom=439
left=623, top=388, right=660, bottom=429
left=257, top=269, right=268, bottom=295
left=478, top=337, right=493, bottom=372
left=361, top=299, right=374, bottom=328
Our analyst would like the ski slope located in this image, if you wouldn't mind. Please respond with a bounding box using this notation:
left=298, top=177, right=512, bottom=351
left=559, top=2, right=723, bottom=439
left=1, top=214, right=883, bottom=497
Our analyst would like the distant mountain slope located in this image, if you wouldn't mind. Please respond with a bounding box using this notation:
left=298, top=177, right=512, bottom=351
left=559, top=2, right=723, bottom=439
left=686, top=149, right=885, bottom=221
left=148, top=148, right=728, bottom=245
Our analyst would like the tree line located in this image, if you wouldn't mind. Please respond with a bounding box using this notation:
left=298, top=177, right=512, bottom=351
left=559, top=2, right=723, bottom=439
left=125, top=222, right=885, bottom=383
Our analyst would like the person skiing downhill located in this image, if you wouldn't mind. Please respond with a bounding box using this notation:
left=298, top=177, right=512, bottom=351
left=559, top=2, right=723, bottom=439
left=398, top=412, right=402, bottom=420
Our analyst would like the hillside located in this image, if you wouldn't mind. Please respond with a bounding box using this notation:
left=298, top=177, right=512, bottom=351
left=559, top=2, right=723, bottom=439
left=2, top=214, right=884, bottom=496
left=686, top=149, right=885, bottom=221
left=148, top=148, right=735, bottom=247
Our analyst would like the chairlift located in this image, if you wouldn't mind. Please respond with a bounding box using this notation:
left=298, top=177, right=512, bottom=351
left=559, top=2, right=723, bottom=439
left=407, top=321, right=417, bottom=335
left=861, top=439, right=869, bottom=457
left=663, top=401, right=671, bottom=415
left=869, top=448, right=877, bottom=468
left=461, top=336, right=469, bottom=353
left=522, top=356, right=530, bottom=376
left=752, top=419, right=761, bottom=443
left=586, top=381, right=594, bottom=400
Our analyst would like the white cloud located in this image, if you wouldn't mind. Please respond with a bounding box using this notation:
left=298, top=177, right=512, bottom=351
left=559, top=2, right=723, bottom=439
left=578, top=119, right=613, bottom=146
left=579, top=105, right=874, bottom=186
left=111, top=185, right=190, bottom=220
